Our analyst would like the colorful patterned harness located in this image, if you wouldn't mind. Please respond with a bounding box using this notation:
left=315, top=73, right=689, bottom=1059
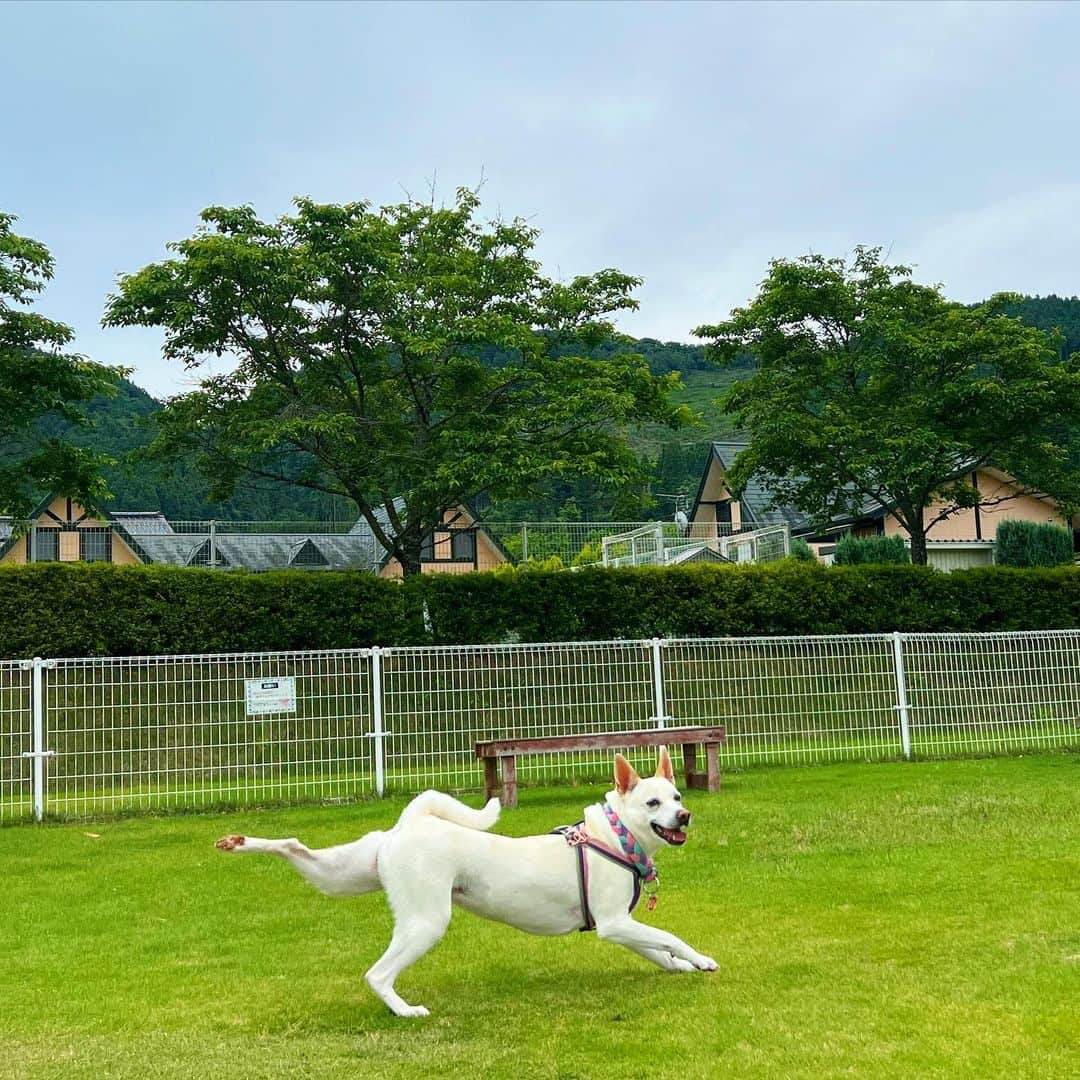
left=553, top=803, right=659, bottom=932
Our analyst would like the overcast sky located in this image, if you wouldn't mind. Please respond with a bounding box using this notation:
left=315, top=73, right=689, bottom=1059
left=4, top=0, right=1079, bottom=398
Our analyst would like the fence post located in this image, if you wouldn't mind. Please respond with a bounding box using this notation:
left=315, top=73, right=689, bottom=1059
left=650, top=637, right=668, bottom=729
left=521, top=524, right=528, bottom=564
left=20, top=657, right=56, bottom=822
left=892, top=632, right=912, bottom=759
left=371, top=647, right=386, bottom=795
left=209, top=519, right=218, bottom=568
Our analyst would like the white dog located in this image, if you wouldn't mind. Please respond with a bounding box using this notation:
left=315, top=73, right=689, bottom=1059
left=216, top=747, right=717, bottom=1017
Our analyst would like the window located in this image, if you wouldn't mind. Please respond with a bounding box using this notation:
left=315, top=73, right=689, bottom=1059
left=27, top=529, right=59, bottom=562
left=80, top=529, right=112, bottom=563
left=421, top=528, right=476, bottom=563
left=290, top=539, right=328, bottom=567
left=451, top=529, right=476, bottom=562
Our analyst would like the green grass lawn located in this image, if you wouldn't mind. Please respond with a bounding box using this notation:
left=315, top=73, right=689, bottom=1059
left=2, top=755, right=1078, bottom=1079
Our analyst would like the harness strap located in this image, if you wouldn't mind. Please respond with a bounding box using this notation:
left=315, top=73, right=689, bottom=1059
left=553, top=823, right=644, bottom=932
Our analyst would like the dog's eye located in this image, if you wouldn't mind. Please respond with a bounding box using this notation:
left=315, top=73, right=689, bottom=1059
left=674, top=794, right=682, bottom=802
left=646, top=798, right=660, bottom=809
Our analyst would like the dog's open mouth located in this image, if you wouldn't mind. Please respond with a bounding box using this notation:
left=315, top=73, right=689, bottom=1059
left=651, top=823, right=688, bottom=846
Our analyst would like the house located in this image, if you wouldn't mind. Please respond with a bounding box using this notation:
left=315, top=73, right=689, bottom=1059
left=1, top=496, right=509, bottom=574
left=690, top=441, right=1077, bottom=570
left=352, top=501, right=509, bottom=577
left=0, top=496, right=146, bottom=566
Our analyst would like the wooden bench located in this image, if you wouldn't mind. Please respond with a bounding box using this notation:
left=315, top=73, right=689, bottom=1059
left=474, top=725, right=726, bottom=808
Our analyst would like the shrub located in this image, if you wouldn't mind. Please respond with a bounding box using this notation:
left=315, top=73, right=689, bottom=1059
left=787, top=537, right=817, bottom=562
left=833, top=534, right=911, bottom=565
left=995, top=519, right=1074, bottom=568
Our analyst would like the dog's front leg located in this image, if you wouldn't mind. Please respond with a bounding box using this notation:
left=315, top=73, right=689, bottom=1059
left=635, top=946, right=698, bottom=973
left=595, top=915, right=717, bottom=972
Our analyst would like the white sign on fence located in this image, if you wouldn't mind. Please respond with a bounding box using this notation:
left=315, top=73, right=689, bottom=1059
left=244, top=676, right=297, bottom=716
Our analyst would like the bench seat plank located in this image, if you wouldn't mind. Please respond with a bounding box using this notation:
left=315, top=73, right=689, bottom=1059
left=474, top=726, right=726, bottom=759
left=475, top=725, right=726, bottom=807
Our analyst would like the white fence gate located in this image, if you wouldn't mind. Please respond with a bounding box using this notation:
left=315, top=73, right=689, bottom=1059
left=0, top=660, right=34, bottom=822
left=2, top=631, right=1079, bottom=822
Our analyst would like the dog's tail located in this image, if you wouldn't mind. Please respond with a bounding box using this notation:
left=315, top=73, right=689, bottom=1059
left=395, top=790, right=501, bottom=832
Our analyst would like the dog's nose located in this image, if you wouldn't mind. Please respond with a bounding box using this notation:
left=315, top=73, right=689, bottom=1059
left=677, top=808, right=691, bottom=826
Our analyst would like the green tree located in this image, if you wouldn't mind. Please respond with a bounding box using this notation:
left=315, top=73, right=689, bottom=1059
left=695, top=248, right=1080, bottom=565
left=0, top=213, right=121, bottom=516
left=104, top=190, right=688, bottom=574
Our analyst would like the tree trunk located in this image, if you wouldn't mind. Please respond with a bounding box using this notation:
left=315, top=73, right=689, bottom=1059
left=398, top=548, right=423, bottom=577
left=398, top=533, right=424, bottom=577
left=906, top=507, right=929, bottom=566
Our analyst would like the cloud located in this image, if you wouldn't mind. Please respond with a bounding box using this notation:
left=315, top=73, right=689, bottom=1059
left=905, top=184, right=1080, bottom=301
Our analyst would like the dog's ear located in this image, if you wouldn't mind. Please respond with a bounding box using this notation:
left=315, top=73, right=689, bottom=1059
left=614, top=753, right=640, bottom=795
left=654, top=745, right=674, bottom=783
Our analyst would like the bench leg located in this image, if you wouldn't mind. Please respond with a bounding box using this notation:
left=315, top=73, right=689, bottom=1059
left=500, top=755, right=518, bottom=808
left=705, top=742, right=721, bottom=793
left=682, top=743, right=705, bottom=790
left=483, top=757, right=499, bottom=802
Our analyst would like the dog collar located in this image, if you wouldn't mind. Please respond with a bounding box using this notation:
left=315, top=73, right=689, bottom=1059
left=602, top=802, right=658, bottom=885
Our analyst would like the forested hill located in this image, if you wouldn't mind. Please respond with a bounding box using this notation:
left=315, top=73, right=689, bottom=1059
left=51, top=297, right=1080, bottom=520
left=997, top=295, right=1080, bottom=356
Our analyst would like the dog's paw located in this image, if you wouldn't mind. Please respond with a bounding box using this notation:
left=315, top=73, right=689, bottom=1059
left=394, top=1004, right=430, bottom=1019
left=216, top=835, right=246, bottom=852
left=694, top=954, right=718, bottom=972
left=667, top=956, right=697, bottom=973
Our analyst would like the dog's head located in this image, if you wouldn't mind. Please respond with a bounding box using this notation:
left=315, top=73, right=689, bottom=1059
left=607, top=747, right=691, bottom=850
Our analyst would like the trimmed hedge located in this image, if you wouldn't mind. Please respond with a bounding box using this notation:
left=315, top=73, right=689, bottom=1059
left=0, top=563, right=414, bottom=659
left=3, top=560, right=1080, bottom=659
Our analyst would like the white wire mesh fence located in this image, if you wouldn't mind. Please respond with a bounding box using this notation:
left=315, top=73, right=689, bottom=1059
left=35, top=650, right=374, bottom=820
left=717, top=523, right=792, bottom=564
left=663, top=636, right=900, bottom=766
left=0, top=661, right=33, bottom=822
left=2, top=631, right=1079, bottom=822
left=900, top=631, right=1080, bottom=757
left=381, top=641, right=658, bottom=791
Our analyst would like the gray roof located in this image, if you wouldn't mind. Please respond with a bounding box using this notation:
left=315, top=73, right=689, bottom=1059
left=122, top=531, right=380, bottom=571
left=110, top=511, right=174, bottom=534
left=664, top=543, right=729, bottom=565
left=709, top=442, right=888, bottom=534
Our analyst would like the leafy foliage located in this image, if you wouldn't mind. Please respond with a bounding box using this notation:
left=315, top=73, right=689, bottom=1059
left=787, top=537, right=817, bottom=562
left=994, top=519, right=1074, bottom=568
left=104, top=190, right=689, bottom=572
left=695, top=249, right=1080, bottom=565
left=0, top=213, right=122, bottom=515
left=833, top=534, right=911, bottom=565
left=5, top=561, right=1080, bottom=658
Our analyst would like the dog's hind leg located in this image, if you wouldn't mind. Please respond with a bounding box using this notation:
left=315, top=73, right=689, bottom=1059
left=364, top=868, right=453, bottom=1018
left=215, top=832, right=385, bottom=897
